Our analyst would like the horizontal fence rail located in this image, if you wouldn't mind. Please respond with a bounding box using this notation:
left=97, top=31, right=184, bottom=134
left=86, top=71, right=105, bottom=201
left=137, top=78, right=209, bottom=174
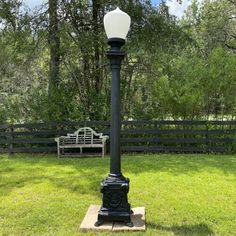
left=0, top=120, right=235, bottom=154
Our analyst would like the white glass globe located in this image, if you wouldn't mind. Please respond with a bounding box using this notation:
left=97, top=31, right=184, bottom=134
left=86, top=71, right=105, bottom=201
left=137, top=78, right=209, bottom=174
left=103, top=7, right=131, bottom=40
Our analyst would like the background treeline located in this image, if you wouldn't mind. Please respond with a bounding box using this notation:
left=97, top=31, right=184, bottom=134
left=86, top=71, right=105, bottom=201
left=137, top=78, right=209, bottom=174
left=0, top=0, right=235, bottom=123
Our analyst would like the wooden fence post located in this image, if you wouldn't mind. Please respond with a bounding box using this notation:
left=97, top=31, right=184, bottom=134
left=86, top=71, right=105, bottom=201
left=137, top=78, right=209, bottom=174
left=8, top=125, right=14, bottom=155
left=205, top=122, right=209, bottom=154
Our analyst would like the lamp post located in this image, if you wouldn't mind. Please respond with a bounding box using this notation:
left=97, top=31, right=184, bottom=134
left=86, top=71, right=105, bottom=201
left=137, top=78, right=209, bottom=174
left=95, top=7, right=133, bottom=227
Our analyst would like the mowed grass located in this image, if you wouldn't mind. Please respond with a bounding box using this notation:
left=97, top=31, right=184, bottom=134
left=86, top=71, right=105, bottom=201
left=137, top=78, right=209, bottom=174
left=0, top=154, right=235, bottom=236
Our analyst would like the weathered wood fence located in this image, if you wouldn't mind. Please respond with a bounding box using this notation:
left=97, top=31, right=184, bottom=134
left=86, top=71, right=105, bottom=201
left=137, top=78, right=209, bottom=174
left=0, top=120, right=235, bottom=154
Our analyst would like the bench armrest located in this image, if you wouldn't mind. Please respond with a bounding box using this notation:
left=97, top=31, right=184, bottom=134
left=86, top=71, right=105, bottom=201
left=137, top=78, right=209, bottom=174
left=55, top=136, right=69, bottom=143
left=96, top=133, right=109, bottom=141
left=102, top=135, right=109, bottom=141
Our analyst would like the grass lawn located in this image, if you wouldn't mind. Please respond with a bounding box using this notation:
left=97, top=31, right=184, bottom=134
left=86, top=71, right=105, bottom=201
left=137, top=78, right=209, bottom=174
left=0, top=154, right=235, bottom=236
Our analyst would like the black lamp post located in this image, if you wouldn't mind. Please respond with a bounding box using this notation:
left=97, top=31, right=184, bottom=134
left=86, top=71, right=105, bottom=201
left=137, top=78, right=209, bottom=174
left=95, top=8, right=133, bottom=227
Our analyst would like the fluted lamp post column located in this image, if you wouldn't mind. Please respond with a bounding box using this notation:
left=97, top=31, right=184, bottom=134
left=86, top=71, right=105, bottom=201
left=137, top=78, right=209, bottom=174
left=95, top=8, right=133, bottom=227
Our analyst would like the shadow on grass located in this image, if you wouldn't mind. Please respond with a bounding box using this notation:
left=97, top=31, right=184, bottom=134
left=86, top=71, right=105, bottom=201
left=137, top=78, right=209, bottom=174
left=0, top=166, right=15, bottom=173
left=123, top=154, right=236, bottom=176
left=4, top=153, right=236, bottom=176
left=0, top=171, right=101, bottom=196
left=0, top=155, right=107, bottom=196
left=0, top=154, right=235, bottom=196
left=148, top=222, right=214, bottom=235
left=0, top=172, right=103, bottom=197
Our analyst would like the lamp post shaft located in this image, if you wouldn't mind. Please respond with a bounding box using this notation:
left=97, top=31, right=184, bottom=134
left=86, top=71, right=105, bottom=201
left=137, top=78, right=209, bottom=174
left=110, top=52, right=122, bottom=176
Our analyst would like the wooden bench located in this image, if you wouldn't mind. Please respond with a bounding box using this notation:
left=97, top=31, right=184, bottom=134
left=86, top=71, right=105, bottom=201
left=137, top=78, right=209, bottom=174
left=55, top=127, right=109, bottom=158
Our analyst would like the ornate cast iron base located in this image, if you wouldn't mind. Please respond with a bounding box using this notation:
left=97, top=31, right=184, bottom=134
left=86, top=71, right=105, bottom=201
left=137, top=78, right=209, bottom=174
left=95, top=175, right=133, bottom=227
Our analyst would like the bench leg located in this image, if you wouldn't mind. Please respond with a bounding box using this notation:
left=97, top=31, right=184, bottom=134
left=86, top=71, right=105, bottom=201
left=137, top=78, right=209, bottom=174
left=102, top=146, right=105, bottom=159
left=57, top=145, right=60, bottom=158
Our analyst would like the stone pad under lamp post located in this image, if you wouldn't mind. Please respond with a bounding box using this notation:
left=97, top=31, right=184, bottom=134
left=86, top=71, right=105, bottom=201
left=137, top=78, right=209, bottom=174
left=95, top=8, right=133, bottom=227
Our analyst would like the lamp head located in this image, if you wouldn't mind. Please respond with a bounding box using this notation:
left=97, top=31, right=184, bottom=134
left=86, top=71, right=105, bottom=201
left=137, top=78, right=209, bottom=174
left=103, top=7, right=131, bottom=40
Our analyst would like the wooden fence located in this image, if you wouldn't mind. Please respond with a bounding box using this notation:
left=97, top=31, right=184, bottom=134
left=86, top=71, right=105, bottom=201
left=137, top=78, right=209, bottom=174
left=0, top=120, right=235, bottom=154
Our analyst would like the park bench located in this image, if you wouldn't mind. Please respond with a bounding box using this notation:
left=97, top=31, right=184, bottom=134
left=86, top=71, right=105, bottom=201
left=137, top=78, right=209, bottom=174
left=55, top=127, right=109, bottom=158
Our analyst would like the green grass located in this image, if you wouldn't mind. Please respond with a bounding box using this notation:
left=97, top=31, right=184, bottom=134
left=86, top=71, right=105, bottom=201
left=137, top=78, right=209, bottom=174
left=0, top=154, right=235, bottom=236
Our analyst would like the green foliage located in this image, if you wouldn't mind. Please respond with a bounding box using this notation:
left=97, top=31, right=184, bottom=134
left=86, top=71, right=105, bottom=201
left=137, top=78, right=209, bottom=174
left=182, top=0, right=236, bottom=53
left=203, top=48, right=236, bottom=117
left=0, top=0, right=235, bottom=122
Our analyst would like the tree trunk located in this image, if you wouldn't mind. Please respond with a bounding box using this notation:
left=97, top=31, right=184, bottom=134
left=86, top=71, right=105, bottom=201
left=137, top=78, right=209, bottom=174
left=48, top=0, right=60, bottom=95
left=92, top=0, right=101, bottom=94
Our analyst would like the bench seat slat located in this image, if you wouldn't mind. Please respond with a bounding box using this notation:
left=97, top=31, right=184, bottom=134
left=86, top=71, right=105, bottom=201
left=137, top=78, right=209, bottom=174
left=59, top=144, right=104, bottom=148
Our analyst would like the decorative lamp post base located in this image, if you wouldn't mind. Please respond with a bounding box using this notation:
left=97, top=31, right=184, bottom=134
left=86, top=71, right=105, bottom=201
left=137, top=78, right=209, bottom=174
left=95, top=175, right=133, bottom=227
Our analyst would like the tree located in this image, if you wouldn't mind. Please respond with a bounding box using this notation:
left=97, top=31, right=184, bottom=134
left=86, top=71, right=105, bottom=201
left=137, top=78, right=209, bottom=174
left=182, top=0, right=236, bottom=55
left=0, top=0, right=235, bottom=123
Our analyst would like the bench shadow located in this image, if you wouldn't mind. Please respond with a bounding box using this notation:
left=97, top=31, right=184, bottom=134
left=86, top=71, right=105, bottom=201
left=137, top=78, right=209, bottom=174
left=148, top=222, right=214, bottom=235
